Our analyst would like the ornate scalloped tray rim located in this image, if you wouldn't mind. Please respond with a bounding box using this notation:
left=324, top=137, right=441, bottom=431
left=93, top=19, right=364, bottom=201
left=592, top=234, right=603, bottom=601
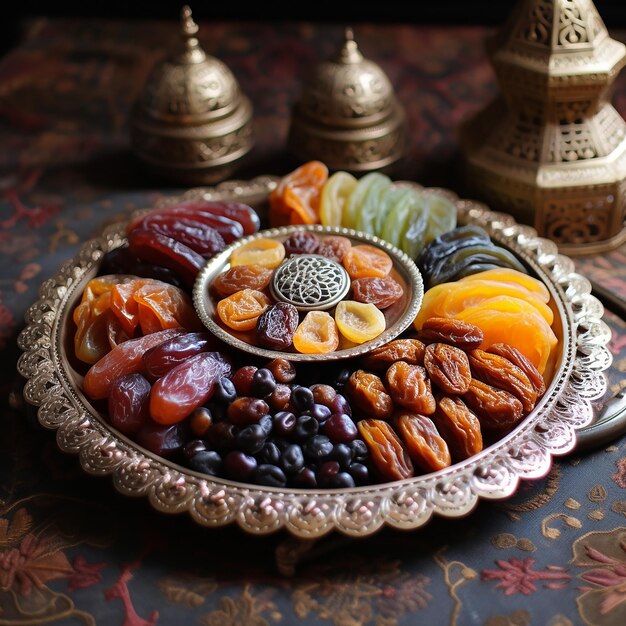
left=16, top=177, right=612, bottom=539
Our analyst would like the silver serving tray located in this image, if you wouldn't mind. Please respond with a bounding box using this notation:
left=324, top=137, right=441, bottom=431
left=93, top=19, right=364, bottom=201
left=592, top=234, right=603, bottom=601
left=17, top=176, right=612, bottom=538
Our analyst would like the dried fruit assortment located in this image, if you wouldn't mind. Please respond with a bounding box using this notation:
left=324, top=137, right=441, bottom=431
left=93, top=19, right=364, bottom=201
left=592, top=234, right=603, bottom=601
left=70, top=165, right=562, bottom=491
left=210, top=231, right=405, bottom=354
left=270, top=162, right=457, bottom=258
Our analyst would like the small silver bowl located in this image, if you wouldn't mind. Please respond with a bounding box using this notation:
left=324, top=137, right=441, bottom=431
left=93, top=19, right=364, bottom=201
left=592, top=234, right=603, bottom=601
left=192, top=224, right=424, bottom=362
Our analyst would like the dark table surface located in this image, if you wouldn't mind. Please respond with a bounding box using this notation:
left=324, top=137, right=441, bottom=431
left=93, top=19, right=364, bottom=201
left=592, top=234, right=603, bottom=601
left=1, top=18, right=626, bottom=626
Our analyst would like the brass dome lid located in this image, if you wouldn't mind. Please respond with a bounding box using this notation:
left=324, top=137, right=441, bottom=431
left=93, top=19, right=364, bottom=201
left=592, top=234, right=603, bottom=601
left=288, top=28, right=407, bottom=173
left=296, top=28, right=397, bottom=129
left=131, top=6, right=253, bottom=184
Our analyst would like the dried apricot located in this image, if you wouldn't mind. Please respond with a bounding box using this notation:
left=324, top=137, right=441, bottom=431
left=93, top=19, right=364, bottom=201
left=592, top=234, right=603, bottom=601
left=319, top=171, right=357, bottom=227
left=335, top=301, right=386, bottom=344
left=230, top=238, right=285, bottom=269
left=343, top=245, right=392, bottom=280
left=292, top=311, right=339, bottom=354
left=352, top=276, right=403, bottom=309
left=213, top=265, right=273, bottom=296
left=217, top=289, right=271, bottom=331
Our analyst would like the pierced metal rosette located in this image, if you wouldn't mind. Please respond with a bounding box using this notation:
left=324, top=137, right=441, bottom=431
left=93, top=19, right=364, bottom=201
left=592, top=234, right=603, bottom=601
left=17, top=178, right=612, bottom=539
left=192, top=224, right=424, bottom=362
left=271, top=255, right=350, bottom=311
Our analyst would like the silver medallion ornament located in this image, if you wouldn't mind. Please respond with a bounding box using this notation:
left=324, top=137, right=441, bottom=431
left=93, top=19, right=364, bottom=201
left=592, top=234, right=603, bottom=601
left=270, top=254, right=350, bottom=311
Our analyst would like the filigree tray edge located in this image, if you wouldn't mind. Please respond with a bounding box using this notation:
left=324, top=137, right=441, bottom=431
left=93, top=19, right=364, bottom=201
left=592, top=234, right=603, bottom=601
left=16, top=177, right=612, bottom=539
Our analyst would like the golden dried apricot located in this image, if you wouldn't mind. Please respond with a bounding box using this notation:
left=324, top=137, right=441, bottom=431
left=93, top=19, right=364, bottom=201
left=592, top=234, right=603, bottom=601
left=335, top=300, right=386, bottom=344
left=292, top=311, right=339, bottom=354
left=230, top=238, right=285, bottom=269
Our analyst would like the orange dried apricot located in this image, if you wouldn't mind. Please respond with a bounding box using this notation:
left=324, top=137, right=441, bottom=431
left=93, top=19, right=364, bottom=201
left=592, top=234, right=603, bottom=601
left=292, top=311, right=339, bottom=354
left=217, top=289, right=271, bottom=331
left=269, top=161, right=329, bottom=226
left=342, top=245, right=393, bottom=280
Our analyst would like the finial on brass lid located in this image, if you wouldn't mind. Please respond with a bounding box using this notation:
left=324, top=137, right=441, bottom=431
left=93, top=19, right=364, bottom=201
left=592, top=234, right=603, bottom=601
left=179, top=5, right=206, bottom=63
left=339, top=26, right=363, bottom=64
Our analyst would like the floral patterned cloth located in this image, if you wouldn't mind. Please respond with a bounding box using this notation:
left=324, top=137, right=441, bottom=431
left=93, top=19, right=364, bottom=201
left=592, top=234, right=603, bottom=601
left=1, top=19, right=625, bottom=626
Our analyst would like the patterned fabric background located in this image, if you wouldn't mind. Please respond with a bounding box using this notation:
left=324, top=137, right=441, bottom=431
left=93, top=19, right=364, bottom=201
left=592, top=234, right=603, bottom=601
left=1, top=19, right=625, bottom=626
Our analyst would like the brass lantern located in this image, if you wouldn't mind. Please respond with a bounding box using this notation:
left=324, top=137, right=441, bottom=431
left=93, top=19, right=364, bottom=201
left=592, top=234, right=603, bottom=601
left=461, top=0, right=626, bottom=254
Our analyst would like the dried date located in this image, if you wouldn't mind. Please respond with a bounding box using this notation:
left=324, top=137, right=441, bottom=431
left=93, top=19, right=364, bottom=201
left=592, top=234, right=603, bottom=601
left=385, top=362, right=436, bottom=415
left=361, top=339, right=425, bottom=371
left=487, top=343, right=546, bottom=396
left=393, top=413, right=451, bottom=472
left=345, top=370, right=393, bottom=420
left=357, top=418, right=414, bottom=481
left=468, top=349, right=537, bottom=413
left=463, top=379, right=524, bottom=435
left=417, top=317, right=484, bottom=350
left=424, top=343, right=471, bottom=394
left=256, top=302, right=299, bottom=350
left=433, top=395, right=483, bottom=462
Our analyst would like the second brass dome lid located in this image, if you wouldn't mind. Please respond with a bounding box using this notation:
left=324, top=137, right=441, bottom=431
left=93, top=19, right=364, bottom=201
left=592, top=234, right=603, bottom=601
left=295, top=28, right=399, bottom=129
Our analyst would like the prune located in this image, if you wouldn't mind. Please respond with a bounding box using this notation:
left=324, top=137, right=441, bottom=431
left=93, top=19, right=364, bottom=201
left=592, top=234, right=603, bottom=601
left=256, top=303, right=299, bottom=350
left=224, top=450, right=257, bottom=482
left=329, top=393, right=351, bottom=417
left=259, top=415, right=274, bottom=436
left=143, top=332, right=216, bottom=379
left=138, top=215, right=226, bottom=256
left=190, top=406, right=213, bottom=437
left=257, top=441, right=281, bottom=465
left=108, top=373, right=151, bottom=435
left=227, top=397, right=270, bottom=426
left=236, top=424, right=267, bottom=455
left=212, top=377, right=237, bottom=404
left=352, top=276, right=403, bottom=310
left=349, top=462, right=369, bottom=486
left=281, top=444, right=305, bottom=475
left=329, top=472, right=356, bottom=488
left=182, top=439, right=207, bottom=461
left=303, top=435, right=333, bottom=461
left=188, top=450, right=223, bottom=476
left=150, top=352, right=232, bottom=425
left=252, top=464, right=287, bottom=488
left=303, top=403, right=331, bottom=423
left=291, top=386, right=315, bottom=412
left=317, top=461, right=340, bottom=487
left=84, top=328, right=184, bottom=400
left=250, top=368, right=277, bottom=398
left=329, top=443, right=352, bottom=469
left=213, top=265, right=273, bottom=297
left=333, top=368, right=351, bottom=390
left=266, top=358, right=296, bottom=384
left=273, top=411, right=296, bottom=438
left=283, top=231, right=320, bottom=256
left=293, top=467, right=317, bottom=488
left=135, top=421, right=186, bottom=459
left=127, top=229, right=205, bottom=288
left=322, top=413, right=358, bottom=444
left=349, top=439, right=368, bottom=463
left=207, top=422, right=238, bottom=452
left=232, top=366, right=258, bottom=396
left=293, top=415, right=319, bottom=442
